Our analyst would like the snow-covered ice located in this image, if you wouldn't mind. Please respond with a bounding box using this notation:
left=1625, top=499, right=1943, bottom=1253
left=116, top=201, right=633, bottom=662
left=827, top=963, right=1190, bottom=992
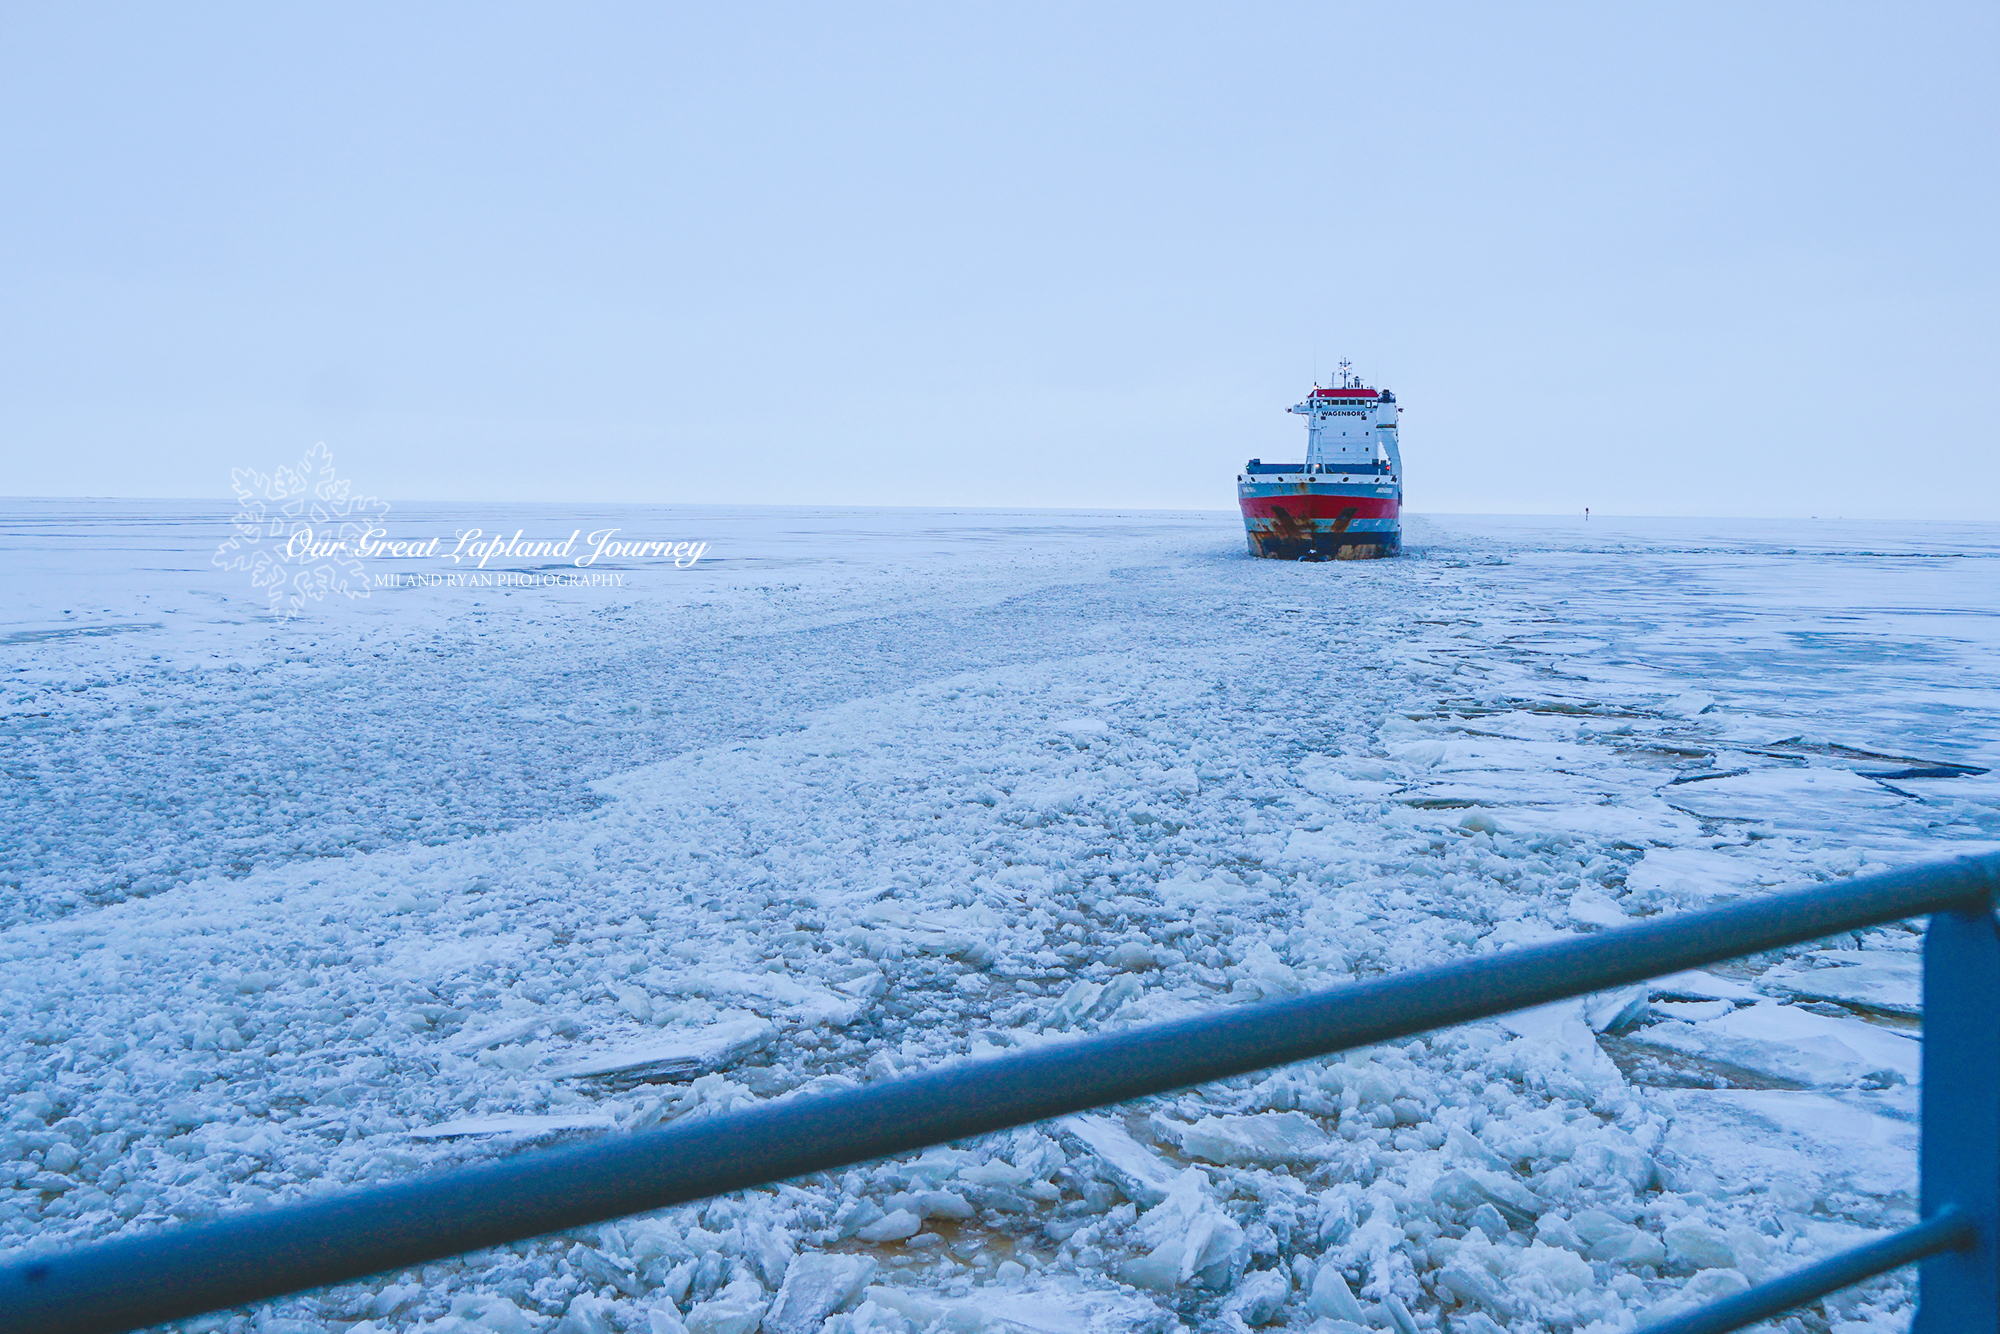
left=4, top=503, right=1998, bottom=1334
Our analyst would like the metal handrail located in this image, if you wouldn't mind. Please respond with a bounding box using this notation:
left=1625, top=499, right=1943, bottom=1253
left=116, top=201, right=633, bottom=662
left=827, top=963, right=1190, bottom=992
left=1643, top=1208, right=1974, bottom=1334
left=8, top=851, right=1999, bottom=1334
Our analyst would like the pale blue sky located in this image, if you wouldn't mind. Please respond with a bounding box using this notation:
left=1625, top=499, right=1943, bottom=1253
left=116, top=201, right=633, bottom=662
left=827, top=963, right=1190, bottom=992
left=3, top=4, right=1994, bottom=516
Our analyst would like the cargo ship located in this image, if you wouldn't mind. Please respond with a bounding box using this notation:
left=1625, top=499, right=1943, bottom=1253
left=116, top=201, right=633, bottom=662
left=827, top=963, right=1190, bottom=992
left=1238, top=361, right=1402, bottom=560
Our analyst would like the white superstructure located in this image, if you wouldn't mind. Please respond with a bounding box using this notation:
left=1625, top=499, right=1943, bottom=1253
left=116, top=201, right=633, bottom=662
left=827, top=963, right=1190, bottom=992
left=1288, top=360, right=1402, bottom=480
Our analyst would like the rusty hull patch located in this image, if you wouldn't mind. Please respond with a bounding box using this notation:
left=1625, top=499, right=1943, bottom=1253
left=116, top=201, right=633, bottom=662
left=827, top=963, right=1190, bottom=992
left=1243, top=512, right=1400, bottom=561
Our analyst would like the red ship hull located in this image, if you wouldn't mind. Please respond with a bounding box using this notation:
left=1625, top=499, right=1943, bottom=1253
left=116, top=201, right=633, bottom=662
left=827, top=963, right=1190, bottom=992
left=1237, top=491, right=1401, bottom=560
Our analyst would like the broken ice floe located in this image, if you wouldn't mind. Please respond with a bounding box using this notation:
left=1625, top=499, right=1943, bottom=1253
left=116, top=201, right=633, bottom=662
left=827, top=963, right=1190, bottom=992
left=1649, top=969, right=1762, bottom=1002
left=1627, top=1001, right=1919, bottom=1088
left=865, top=1276, right=1169, bottom=1334
left=700, top=972, right=868, bottom=1028
left=1152, top=1111, right=1336, bottom=1168
left=1649, top=1000, right=1735, bottom=1023
left=445, top=1011, right=567, bottom=1054
left=1039, top=975, right=1146, bottom=1031
left=1625, top=847, right=1784, bottom=905
left=1297, top=754, right=1401, bottom=800
left=1121, top=1168, right=1249, bottom=1292
left=408, top=1113, right=616, bottom=1140
left=1662, top=767, right=1912, bottom=825
left=1661, top=1087, right=1920, bottom=1206
left=1565, top=889, right=1628, bottom=928
left=764, top=1254, right=876, bottom=1334
left=550, top=1017, right=775, bottom=1081
left=1762, top=951, right=1921, bottom=1017
left=684, top=1276, right=766, bottom=1334
left=1056, top=1115, right=1175, bottom=1207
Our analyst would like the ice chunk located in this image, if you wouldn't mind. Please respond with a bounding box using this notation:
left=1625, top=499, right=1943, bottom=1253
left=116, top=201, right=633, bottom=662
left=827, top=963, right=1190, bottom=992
left=1436, top=1260, right=1517, bottom=1321
left=704, top=971, right=867, bottom=1027
left=884, top=1189, right=974, bottom=1220
left=549, top=1017, right=774, bottom=1080
left=818, top=1300, right=913, bottom=1334
left=1586, top=1226, right=1666, bottom=1266
left=432, top=1294, right=537, bottom=1334
left=735, top=1218, right=794, bottom=1290
left=1119, top=1242, right=1181, bottom=1292
left=1447, top=1126, right=1512, bottom=1173
left=554, top=1296, right=617, bottom=1334
left=1649, top=969, right=1760, bottom=1001
left=446, top=1013, right=558, bottom=1054
left=1571, top=1135, right=1657, bottom=1192
left=1134, top=1169, right=1249, bottom=1289
left=1305, top=1264, right=1366, bottom=1324
left=1763, top=952, right=1921, bottom=1017
left=408, top=1113, right=615, bottom=1140
left=855, top=901, right=966, bottom=954
left=1627, top=849, right=1775, bottom=905
left=1566, top=1210, right=1630, bottom=1246
left=573, top=1245, right=643, bottom=1297
left=831, top=1198, right=886, bottom=1241
left=1493, top=1000, right=1627, bottom=1096
left=1651, top=999, right=1734, bottom=1022
left=1111, top=941, right=1155, bottom=971
left=1058, top=1113, right=1176, bottom=1206
left=1642, top=1268, right=1752, bottom=1325
left=1512, top=1243, right=1593, bottom=1295
left=957, top=1158, right=1031, bottom=1189
left=1430, top=1169, right=1544, bottom=1230
left=1629, top=1001, right=1919, bottom=1087
left=1663, top=767, right=1908, bottom=825
left=1568, top=890, right=1628, bottom=929
left=854, top=1208, right=921, bottom=1242
left=1095, top=973, right=1145, bottom=1019
left=686, top=1279, right=767, bottom=1334
left=1042, top=980, right=1103, bottom=1030
left=1582, top=985, right=1648, bottom=1032
left=764, top=1253, right=876, bottom=1334
left=1441, top=1319, right=1502, bottom=1334
left=1228, top=942, right=1301, bottom=1000
left=646, top=1308, right=689, bottom=1334
left=1659, top=1087, right=1918, bottom=1205
left=1663, top=692, right=1714, bottom=719
left=1664, top=1220, right=1737, bottom=1270
left=1160, top=1111, right=1334, bottom=1168
left=833, top=968, right=887, bottom=1000
left=613, top=984, right=656, bottom=1025
left=867, top=1278, right=1169, bottom=1334
left=1390, top=740, right=1449, bottom=769
left=1537, top=1208, right=1597, bottom=1253
left=1299, top=755, right=1397, bottom=799
left=1467, top=1203, right=1509, bottom=1242
left=1223, top=1268, right=1290, bottom=1325
left=1496, top=998, right=1587, bottom=1042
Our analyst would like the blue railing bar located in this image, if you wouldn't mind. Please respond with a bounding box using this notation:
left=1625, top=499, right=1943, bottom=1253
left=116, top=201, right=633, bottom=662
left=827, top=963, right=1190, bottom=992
left=7, top=850, right=1997, bottom=1334
left=1913, top=905, right=2000, bottom=1330
left=1641, top=1207, right=1975, bottom=1334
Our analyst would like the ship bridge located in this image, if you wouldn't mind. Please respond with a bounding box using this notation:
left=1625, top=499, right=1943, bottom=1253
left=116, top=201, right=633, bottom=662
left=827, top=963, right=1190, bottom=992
left=1289, top=360, right=1400, bottom=474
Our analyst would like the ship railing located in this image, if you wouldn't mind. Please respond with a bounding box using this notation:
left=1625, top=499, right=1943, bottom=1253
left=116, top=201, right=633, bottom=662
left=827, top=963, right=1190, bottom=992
left=8, top=851, right=2000, bottom=1334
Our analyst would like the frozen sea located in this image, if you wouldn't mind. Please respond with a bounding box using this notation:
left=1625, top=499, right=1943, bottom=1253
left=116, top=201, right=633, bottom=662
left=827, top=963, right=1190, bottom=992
left=4, top=501, right=1999, bottom=1334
